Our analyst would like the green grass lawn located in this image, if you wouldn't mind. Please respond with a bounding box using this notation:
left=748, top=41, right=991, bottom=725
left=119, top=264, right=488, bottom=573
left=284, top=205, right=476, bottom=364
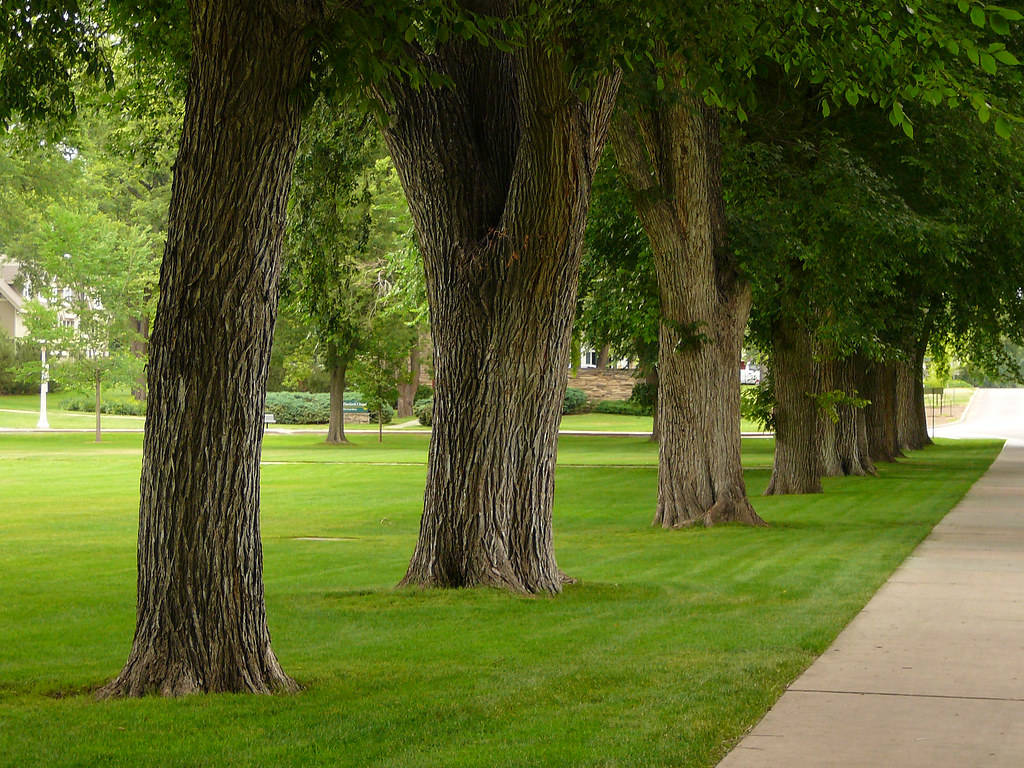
left=0, top=393, right=146, bottom=430
left=0, top=431, right=1000, bottom=767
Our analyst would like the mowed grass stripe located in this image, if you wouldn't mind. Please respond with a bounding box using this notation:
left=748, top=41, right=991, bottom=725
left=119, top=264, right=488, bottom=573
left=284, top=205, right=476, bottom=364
left=0, top=431, right=1001, bottom=767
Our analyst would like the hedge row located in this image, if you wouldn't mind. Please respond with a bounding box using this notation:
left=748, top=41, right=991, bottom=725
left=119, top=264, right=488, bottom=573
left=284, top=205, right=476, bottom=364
left=61, top=397, right=146, bottom=416
left=563, top=387, right=587, bottom=415
left=592, top=399, right=652, bottom=417
left=264, top=391, right=373, bottom=424
left=414, top=398, right=433, bottom=426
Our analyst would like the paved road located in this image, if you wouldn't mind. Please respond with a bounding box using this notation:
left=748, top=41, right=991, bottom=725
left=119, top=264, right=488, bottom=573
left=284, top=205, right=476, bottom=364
left=719, top=389, right=1024, bottom=768
left=937, top=387, right=1024, bottom=442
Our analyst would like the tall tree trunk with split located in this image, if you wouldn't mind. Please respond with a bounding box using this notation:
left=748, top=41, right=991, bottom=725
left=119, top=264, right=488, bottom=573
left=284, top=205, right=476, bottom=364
left=818, top=357, right=874, bottom=477
left=895, top=335, right=932, bottom=452
left=765, top=318, right=822, bottom=495
left=326, top=340, right=349, bottom=445
left=396, top=345, right=421, bottom=418
left=612, top=92, right=762, bottom=527
left=130, top=317, right=149, bottom=401
left=817, top=358, right=841, bottom=477
left=381, top=36, right=620, bottom=593
left=864, top=359, right=901, bottom=463
left=100, top=1, right=312, bottom=698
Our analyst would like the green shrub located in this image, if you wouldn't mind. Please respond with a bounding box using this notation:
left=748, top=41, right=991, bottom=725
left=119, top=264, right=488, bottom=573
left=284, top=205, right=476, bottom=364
left=629, top=381, right=657, bottom=408
left=0, top=330, right=16, bottom=394
left=61, top=397, right=147, bottom=416
left=563, top=387, right=588, bottom=415
left=0, top=335, right=54, bottom=395
left=368, top=403, right=395, bottom=424
left=414, top=397, right=433, bottom=426
left=264, top=391, right=331, bottom=424
left=414, top=384, right=434, bottom=402
left=593, top=399, right=652, bottom=416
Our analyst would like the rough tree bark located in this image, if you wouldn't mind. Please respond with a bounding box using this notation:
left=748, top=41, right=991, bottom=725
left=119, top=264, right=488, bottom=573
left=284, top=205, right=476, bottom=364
left=612, top=92, right=762, bottom=527
left=863, top=359, right=902, bottom=463
left=596, top=342, right=611, bottom=369
left=895, top=336, right=932, bottom=452
left=765, top=318, right=822, bottom=495
left=99, top=0, right=314, bottom=697
left=380, top=34, right=620, bottom=593
left=326, top=340, right=349, bottom=445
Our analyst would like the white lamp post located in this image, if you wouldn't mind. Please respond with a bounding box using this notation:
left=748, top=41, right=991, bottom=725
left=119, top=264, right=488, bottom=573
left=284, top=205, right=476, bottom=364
left=37, top=345, right=49, bottom=430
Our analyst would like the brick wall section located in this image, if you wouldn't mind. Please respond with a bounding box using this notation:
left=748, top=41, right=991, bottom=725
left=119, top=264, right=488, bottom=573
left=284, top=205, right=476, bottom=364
left=566, top=368, right=637, bottom=402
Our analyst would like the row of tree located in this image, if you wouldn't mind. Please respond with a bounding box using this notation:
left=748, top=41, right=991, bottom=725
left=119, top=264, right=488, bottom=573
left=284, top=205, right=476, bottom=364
left=1, top=0, right=1021, bottom=696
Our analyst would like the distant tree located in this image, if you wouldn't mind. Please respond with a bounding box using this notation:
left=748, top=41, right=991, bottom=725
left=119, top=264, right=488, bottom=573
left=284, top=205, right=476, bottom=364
left=350, top=313, right=414, bottom=442
left=284, top=96, right=421, bottom=442
left=15, top=204, right=156, bottom=441
left=577, top=151, right=659, bottom=387
left=284, top=98, right=381, bottom=444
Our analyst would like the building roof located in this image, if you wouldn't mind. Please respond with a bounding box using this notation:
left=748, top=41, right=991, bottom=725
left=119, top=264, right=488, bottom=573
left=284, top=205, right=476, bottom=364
left=0, top=274, right=23, bottom=310
left=0, top=258, right=24, bottom=310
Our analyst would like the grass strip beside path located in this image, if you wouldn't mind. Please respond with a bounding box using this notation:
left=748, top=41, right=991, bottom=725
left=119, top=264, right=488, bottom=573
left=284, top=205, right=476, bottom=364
left=0, top=432, right=1001, bottom=767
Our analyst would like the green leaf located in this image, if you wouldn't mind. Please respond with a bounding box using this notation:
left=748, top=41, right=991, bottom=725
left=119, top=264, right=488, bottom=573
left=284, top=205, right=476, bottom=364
left=889, top=101, right=904, bottom=126
left=970, top=6, right=985, bottom=27
left=994, top=49, right=1020, bottom=66
left=656, top=75, right=664, bottom=91
left=957, top=0, right=969, bottom=11
left=991, top=14, right=1010, bottom=34
left=821, top=98, right=831, bottom=117
left=980, top=52, right=997, bottom=74
left=845, top=89, right=859, bottom=106
left=995, top=117, right=1012, bottom=138
left=902, top=119, right=914, bottom=139
left=978, top=103, right=991, bottom=123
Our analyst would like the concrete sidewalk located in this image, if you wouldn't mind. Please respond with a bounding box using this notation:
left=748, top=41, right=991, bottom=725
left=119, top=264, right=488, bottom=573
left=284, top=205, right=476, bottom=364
left=719, top=440, right=1024, bottom=768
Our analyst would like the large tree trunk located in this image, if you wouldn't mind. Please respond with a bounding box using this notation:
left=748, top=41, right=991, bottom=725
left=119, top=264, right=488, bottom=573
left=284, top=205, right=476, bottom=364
left=895, top=336, right=932, bottom=452
left=818, top=357, right=875, bottom=477
left=326, top=341, right=348, bottom=445
left=100, top=2, right=312, bottom=698
left=596, top=342, right=611, bottom=369
left=765, top=318, right=822, bottom=495
left=612, top=92, right=762, bottom=527
left=864, top=359, right=902, bottom=463
left=380, top=35, right=620, bottom=593
left=130, top=317, right=149, bottom=401
left=816, top=358, right=842, bottom=477
left=395, top=345, right=420, bottom=418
